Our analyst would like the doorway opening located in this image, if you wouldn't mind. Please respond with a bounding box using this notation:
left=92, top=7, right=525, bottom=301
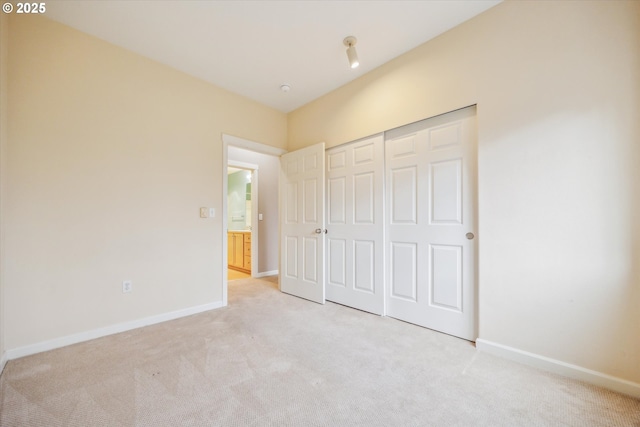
left=227, top=164, right=256, bottom=280
left=221, top=134, right=286, bottom=306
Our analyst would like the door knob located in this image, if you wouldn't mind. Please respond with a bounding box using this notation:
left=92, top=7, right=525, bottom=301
left=466, top=232, right=475, bottom=240
left=315, top=228, right=322, bottom=234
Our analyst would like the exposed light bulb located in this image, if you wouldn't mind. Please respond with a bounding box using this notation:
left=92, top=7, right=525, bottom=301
left=346, top=45, right=359, bottom=69
left=343, top=36, right=359, bottom=69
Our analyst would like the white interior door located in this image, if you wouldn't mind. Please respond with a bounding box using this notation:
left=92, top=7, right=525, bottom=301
left=385, top=107, right=477, bottom=341
left=280, top=142, right=326, bottom=304
left=326, top=135, right=385, bottom=315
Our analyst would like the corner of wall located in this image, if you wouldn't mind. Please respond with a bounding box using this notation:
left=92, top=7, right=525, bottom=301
left=0, top=12, right=9, bottom=373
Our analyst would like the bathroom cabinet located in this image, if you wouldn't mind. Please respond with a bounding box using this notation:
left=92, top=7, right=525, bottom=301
left=228, top=231, right=251, bottom=273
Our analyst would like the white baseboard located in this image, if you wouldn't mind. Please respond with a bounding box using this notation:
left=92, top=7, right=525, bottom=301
left=476, top=338, right=640, bottom=399
left=255, top=270, right=278, bottom=278
left=6, top=301, right=224, bottom=361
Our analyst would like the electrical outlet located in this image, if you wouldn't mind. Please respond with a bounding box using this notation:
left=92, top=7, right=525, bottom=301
left=122, top=280, right=132, bottom=293
left=200, top=207, right=208, bottom=218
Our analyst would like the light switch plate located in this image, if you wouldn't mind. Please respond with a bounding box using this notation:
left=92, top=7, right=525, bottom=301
left=259, top=213, right=263, bottom=221
left=200, top=207, right=208, bottom=218
left=209, top=208, right=215, bottom=218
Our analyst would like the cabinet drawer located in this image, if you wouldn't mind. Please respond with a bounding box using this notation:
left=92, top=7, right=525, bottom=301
left=244, top=245, right=251, bottom=255
left=244, top=233, right=251, bottom=243
left=244, top=256, right=251, bottom=269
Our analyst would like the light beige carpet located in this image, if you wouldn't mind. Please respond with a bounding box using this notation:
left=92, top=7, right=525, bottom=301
left=1, top=276, right=639, bottom=426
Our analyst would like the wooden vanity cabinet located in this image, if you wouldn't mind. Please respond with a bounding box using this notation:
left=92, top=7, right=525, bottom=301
left=228, top=231, right=251, bottom=273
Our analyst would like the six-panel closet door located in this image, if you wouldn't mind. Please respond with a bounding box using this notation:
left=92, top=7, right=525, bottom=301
left=325, top=135, right=385, bottom=315
left=319, top=107, right=477, bottom=340
left=384, top=107, right=477, bottom=341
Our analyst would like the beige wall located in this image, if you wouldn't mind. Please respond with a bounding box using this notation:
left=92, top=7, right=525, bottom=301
left=0, top=13, right=8, bottom=366
left=4, top=15, right=286, bottom=350
left=288, top=1, right=640, bottom=383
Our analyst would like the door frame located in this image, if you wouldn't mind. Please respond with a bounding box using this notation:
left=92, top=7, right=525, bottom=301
left=221, top=134, right=286, bottom=306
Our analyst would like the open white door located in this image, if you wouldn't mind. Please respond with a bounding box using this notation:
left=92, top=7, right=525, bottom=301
left=280, top=142, right=326, bottom=304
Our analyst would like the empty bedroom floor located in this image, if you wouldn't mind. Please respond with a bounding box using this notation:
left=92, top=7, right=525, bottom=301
left=1, top=276, right=639, bottom=426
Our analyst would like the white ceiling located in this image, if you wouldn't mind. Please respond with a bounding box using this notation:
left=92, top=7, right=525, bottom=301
left=45, top=1, right=501, bottom=113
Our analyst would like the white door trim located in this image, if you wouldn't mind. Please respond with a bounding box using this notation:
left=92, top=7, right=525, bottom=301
left=223, top=134, right=287, bottom=157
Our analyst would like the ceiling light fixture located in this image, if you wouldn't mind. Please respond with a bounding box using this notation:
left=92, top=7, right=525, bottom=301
left=343, top=36, right=359, bottom=69
left=280, top=84, right=291, bottom=93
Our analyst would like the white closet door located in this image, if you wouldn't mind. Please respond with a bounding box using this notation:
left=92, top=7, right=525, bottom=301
left=280, top=142, right=326, bottom=304
left=326, top=135, right=384, bottom=315
left=385, top=107, right=477, bottom=341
